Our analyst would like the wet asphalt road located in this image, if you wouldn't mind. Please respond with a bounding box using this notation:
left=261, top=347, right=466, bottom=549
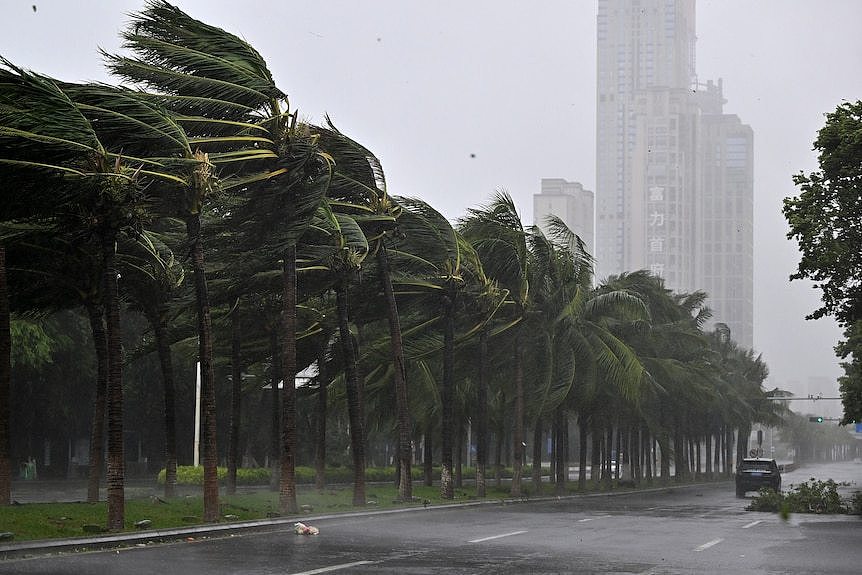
left=3, top=461, right=861, bottom=574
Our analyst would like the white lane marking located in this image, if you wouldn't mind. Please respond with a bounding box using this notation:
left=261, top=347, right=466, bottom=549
left=577, top=515, right=611, bottom=522
left=742, top=520, right=763, bottom=529
left=468, top=530, right=528, bottom=543
left=289, top=561, right=376, bottom=574
left=694, top=538, right=724, bottom=552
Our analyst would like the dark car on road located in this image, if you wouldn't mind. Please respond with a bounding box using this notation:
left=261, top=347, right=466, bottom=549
left=736, top=457, right=781, bottom=497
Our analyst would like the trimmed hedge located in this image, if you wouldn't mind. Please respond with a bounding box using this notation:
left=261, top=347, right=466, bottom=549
left=157, top=464, right=552, bottom=486
left=157, top=466, right=270, bottom=486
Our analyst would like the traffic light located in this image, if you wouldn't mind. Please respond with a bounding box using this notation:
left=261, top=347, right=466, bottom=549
left=808, top=416, right=824, bottom=423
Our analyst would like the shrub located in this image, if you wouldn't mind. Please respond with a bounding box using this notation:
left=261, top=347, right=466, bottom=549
left=294, top=466, right=315, bottom=484
left=157, top=464, right=522, bottom=487
left=236, top=467, right=270, bottom=485
left=157, top=466, right=271, bottom=486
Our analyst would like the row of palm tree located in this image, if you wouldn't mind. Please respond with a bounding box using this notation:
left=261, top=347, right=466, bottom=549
left=0, top=1, right=780, bottom=529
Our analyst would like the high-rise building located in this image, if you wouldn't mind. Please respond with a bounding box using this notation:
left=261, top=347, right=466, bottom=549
left=533, top=178, right=595, bottom=257
left=595, top=0, right=753, bottom=347
left=698, top=81, right=754, bottom=347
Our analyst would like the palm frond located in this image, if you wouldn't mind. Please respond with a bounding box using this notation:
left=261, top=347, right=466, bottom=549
left=106, top=0, right=283, bottom=121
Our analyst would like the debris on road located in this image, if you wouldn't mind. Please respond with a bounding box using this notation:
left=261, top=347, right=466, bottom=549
left=293, top=522, right=319, bottom=535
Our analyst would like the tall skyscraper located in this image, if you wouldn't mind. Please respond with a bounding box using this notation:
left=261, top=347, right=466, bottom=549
left=533, top=178, right=595, bottom=257
left=595, top=0, right=753, bottom=347
left=698, top=80, right=754, bottom=348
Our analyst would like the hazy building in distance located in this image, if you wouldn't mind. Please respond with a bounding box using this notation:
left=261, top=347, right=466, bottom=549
left=533, top=178, right=595, bottom=257
left=697, top=80, right=754, bottom=348
left=595, top=0, right=753, bottom=347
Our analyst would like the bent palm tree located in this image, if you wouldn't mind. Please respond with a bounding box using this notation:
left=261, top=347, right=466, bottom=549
left=460, top=191, right=532, bottom=497
left=107, top=0, right=331, bottom=517
left=313, top=122, right=414, bottom=500
left=0, top=61, right=191, bottom=527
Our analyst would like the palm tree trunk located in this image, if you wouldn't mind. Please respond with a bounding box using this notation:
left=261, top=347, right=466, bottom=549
left=532, top=418, right=543, bottom=491
left=454, top=424, right=463, bottom=488
left=555, top=409, right=569, bottom=494
left=688, top=436, right=696, bottom=477
left=695, top=436, right=702, bottom=478
left=725, top=427, right=735, bottom=477
left=494, top=428, right=504, bottom=488
left=475, top=330, right=489, bottom=498
left=269, top=328, right=280, bottom=487
left=705, top=432, right=713, bottom=478
left=510, top=326, right=525, bottom=497
left=643, top=429, right=653, bottom=483
left=549, top=419, right=556, bottom=483
left=604, top=425, right=614, bottom=484
left=85, top=303, right=107, bottom=504
left=279, top=246, right=299, bottom=514
left=186, top=215, right=218, bottom=522
left=590, top=422, right=601, bottom=487
left=673, top=429, right=684, bottom=482
left=336, top=280, right=366, bottom=507
left=151, top=308, right=177, bottom=499
left=577, top=416, right=588, bottom=490
left=314, top=339, right=328, bottom=491
left=103, top=233, right=125, bottom=531
left=377, top=244, right=412, bottom=501
left=0, top=246, right=11, bottom=506
left=227, top=305, right=242, bottom=496
left=723, top=427, right=731, bottom=476
left=423, top=425, right=433, bottom=486
left=440, top=289, right=455, bottom=500
left=659, top=431, right=671, bottom=483
left=716, top=428, right=723, bottom=474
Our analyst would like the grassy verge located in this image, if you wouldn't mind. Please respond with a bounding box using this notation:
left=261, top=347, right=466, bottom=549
left=0, top=475, right=714, bottom=543
left=0, top=483, right=482, bottom=542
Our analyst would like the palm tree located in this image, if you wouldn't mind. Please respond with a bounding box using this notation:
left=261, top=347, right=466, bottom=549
left=394, top=198, right=463, bottom=499
left=459, top=191, right=533, bottom=497
left=381, top=197, right=504, bottom=498
left=0, top=61, right=194, bottom=527
left=301, top=202, right=370, bottom=505
left=523, top=218, right=648, bottom=492
left=106, top=0, right=331, bottom=518
left=312, top=122, right=413, bottom=500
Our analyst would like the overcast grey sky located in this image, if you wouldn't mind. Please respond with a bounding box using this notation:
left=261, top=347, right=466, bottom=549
left=2, top=1, right=861, bottom=400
